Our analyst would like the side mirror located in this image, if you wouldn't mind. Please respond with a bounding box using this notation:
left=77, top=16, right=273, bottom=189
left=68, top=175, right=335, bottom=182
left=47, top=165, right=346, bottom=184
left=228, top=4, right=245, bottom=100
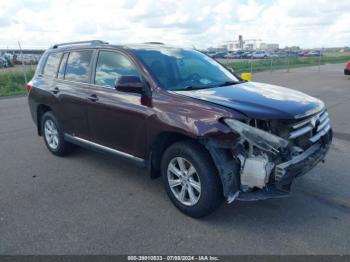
left=115, top=76, right=144, bottom=94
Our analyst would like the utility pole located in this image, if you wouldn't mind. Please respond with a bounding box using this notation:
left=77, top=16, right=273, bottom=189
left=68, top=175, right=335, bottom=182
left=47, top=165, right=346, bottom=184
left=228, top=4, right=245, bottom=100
left=250, top=55, right=253, bottom=74
left=18, top=41, right=27, bottom=84
left=287, top=48, right=291, bottom=72
left=318, top=48, right=322, bottom=72
left=270, top=58, right=273, bottom=75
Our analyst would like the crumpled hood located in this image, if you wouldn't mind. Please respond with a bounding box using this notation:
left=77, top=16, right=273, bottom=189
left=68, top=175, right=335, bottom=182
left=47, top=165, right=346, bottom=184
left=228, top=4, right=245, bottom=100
left=174, top=81, right=324, bottom=119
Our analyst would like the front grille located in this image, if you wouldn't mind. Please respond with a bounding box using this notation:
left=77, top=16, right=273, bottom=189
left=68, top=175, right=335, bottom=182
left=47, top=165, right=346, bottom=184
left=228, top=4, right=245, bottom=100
left=288, top=110, right=330, bottom=144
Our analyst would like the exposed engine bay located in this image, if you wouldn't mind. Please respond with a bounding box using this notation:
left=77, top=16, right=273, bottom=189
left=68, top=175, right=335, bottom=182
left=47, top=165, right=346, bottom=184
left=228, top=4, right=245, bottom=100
left=202, top=109, right=332, bottom=203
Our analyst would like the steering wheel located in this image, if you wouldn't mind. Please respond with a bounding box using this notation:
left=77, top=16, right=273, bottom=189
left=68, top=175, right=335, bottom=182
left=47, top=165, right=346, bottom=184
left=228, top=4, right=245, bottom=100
left=185, top=73, right=201, bottom=82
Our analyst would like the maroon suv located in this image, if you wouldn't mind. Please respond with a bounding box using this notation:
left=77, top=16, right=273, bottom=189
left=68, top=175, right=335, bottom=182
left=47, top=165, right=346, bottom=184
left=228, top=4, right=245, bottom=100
left=27, top=40, right=332, bottom=217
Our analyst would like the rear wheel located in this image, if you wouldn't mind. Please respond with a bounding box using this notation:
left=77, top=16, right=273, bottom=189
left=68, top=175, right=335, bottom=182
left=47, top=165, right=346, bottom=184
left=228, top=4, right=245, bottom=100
left=41, top=111, right=73, bottom=156
left=161, top=140, right=223, bottom=218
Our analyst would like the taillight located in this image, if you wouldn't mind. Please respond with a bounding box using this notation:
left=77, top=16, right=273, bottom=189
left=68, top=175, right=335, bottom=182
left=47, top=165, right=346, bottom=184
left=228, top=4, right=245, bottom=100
left=26, top=81, right=33, bottom=92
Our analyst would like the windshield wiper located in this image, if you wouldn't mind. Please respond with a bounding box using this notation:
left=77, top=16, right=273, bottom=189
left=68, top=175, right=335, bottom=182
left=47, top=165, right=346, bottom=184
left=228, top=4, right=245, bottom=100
left=177, top=81, right=242, bottom=91
left=179, top=85, right=211, bottom=91
left=217, top=80, right=243, bottom=87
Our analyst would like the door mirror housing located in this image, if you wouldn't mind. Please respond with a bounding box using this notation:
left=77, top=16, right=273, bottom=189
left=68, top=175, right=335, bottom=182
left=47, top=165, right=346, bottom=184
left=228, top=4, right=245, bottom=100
left=115, top=76, right=144, bottom=94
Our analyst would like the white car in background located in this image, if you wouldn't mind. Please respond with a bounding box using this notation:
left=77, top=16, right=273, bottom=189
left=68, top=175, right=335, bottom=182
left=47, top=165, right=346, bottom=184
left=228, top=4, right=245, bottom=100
left=251, top=51, right=269, bottom=59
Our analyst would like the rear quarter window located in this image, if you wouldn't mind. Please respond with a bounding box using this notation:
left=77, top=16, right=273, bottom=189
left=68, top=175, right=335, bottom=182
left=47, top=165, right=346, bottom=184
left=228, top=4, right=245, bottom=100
left=43, top=52, right=62, bottom=77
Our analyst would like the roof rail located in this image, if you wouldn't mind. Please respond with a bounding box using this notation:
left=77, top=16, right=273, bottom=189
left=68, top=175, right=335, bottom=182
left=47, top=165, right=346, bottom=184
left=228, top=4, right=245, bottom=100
left=52, top=40, right=108, bottom=49
left=143, top=42, right=165, bottom=45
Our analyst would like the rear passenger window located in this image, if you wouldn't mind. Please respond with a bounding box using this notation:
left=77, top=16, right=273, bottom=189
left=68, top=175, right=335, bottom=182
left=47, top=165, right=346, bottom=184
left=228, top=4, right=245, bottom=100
left=65, top=50, right=93, bottom=83
left=43, top=53, right=62, bottom=77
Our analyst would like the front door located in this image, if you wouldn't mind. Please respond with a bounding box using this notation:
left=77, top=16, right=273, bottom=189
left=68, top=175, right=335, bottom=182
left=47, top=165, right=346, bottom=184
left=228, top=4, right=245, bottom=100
left=86, top=50, right=152, bottom=158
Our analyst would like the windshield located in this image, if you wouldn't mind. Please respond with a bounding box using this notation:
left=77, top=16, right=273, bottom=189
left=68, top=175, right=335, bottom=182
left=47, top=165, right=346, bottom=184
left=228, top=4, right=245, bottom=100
left=132, top=47, right=240, bottom=91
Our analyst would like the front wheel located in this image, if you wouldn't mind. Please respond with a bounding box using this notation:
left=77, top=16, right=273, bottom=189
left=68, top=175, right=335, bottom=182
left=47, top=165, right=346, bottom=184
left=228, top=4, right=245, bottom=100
left=161, top=141, right=223, bottom=218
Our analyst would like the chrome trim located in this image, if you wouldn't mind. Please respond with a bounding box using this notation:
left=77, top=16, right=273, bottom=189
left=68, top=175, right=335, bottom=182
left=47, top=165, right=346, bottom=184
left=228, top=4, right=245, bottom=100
left=291, top=110, right=325, bottom=130
left=309, top=124, right=331, bottom=143
left=319, top=111, right=328, bottom=123
left=64, top=134, right=145, bottom=163
left=289, top=124, right=313, bottom=139
left=289, top=109, right=331, bottom=140
left=292, top=117, right=313, bottom=129
left=317, top=118, right=330, bottom=132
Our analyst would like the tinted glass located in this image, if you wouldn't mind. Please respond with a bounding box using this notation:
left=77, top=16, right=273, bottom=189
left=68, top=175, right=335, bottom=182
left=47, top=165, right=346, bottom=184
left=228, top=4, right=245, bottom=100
left=95, top=51, right=140, bottom=88
left=65, top=50, right=93, bottom=83
left=43, top=52, right=62, bottom=77
left=132, top=48, right=239, bottom=90
left=58, top=53, right=69, bottom=79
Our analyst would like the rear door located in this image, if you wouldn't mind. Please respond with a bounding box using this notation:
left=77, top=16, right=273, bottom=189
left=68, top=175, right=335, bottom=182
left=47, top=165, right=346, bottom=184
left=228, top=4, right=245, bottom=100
left=54, top=49, right=94, bottom=139
left=86, top=49, right=151, bottom=158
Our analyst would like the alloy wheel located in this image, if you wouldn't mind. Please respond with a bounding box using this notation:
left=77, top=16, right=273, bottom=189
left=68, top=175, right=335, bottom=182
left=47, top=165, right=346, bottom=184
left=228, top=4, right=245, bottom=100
left=44, top=119, right=59, bottom=150
left=167, top=157, right=201, bottom=206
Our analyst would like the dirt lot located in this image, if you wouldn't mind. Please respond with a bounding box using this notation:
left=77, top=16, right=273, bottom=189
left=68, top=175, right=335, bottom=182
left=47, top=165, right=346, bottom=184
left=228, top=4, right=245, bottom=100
left=0, top=63, right=349, bottom=254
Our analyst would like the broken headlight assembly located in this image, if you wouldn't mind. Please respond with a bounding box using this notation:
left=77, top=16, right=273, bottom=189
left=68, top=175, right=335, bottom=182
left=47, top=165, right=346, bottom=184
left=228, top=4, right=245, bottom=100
left=223, top=118, right=290, bottom=191
left=223, top=118, right=289, bottom=155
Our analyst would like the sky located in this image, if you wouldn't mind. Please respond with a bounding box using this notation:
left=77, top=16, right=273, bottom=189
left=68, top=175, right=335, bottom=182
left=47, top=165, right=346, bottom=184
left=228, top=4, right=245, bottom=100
left=0, top=0, right=349, bottom=50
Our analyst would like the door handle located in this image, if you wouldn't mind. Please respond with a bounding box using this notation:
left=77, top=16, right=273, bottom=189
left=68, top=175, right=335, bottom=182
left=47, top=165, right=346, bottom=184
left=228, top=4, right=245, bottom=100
left=87, top=94, right=99, bottom=102
left=51, top=87, right=60, bottom=94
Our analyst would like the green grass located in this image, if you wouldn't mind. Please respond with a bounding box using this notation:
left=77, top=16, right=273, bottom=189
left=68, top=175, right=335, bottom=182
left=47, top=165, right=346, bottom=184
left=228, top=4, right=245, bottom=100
left=0, top=69, right=35, bottom=97
left=226, top=53, right=350, bottom=74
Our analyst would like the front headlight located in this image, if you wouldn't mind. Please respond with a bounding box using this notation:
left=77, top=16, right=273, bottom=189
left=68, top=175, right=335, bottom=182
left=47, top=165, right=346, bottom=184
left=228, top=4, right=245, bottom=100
left=223, top=118, right=289, bottom=154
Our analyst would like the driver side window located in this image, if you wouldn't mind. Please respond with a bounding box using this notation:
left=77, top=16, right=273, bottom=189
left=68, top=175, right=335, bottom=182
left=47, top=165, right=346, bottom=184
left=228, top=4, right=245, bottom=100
left=95, top=51, right=140, bottom=88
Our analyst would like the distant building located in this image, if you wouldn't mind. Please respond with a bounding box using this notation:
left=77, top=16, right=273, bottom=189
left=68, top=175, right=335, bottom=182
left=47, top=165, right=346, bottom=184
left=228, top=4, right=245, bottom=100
left=238, top=35, right=244, bottom=49
left=284, top=46, right=301, bottom=51
left=259, top=43, right=279, bottom=50
left=245, top=43, right=254, bottom=50
left=218, top=44, right=228, bottom=51
left=224, top=42, right=240, bottom=51
left=220, top=35, right=261, bottom=51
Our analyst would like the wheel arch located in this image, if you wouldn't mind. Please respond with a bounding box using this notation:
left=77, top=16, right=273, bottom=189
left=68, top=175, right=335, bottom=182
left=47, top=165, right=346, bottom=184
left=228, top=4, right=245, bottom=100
left=148, top=131, right=238, bottom=196
left=36, top=104, right=52, bottom=136
left=148, top=131, right=208, bottom=179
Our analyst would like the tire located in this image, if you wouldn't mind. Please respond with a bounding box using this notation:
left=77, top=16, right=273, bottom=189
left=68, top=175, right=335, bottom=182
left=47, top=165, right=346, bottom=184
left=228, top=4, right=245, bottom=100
left=41, top=111, right=74, bottom=156
left=161, top=140, right=223, bottom=218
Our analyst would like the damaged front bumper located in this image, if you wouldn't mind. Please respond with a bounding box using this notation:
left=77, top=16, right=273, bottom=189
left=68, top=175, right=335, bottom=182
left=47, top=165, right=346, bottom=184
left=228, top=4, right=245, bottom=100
left=274, top=140, right=330, bottom=184
left=229, top=129, right=332, bottom=202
